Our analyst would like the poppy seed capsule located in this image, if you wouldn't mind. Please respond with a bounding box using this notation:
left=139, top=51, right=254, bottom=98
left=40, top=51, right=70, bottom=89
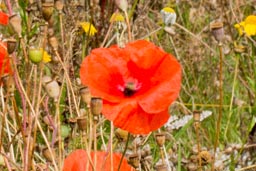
left=115, top=128, right=129, bottom=142
left=42, top=76, right=60, bottom=101
left=9, top=14, right=22, bottom=36
left=6, top=38, right=17, bottom=54
left=79, top=86, right=91, bottom=106
left=129, top=153, right=140, bottom=169
left=77, top=117, right=87, bottom=131
left=155, top=133, right=166, bottom=147
left=90, top=97, right=103, bottom=115
left=42, top=2, right=54, bottom=21
left=210, top=21, right=224, bottom=42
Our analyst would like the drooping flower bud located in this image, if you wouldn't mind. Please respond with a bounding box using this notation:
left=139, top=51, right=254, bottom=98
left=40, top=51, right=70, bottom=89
left=128, top=153, right=140, bottom=169
left=42, top=76, right=60, bottom=101
left=9, top=14, right=22, bottom=36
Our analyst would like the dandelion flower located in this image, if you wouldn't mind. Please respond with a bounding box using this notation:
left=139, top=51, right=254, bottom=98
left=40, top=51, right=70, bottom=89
left=79, top=22, right=97, bottom=36
left=234, top=15, right=256, bottom=36
left=80, top=40, right=181, bottom=134
left=110, top=12, right=125, bottom=23
left=160, top=7, right=176, bottom=25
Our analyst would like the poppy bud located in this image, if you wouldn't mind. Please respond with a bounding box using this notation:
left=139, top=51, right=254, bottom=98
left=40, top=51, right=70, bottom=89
left=42, top=76, right=60, bottom=101
left=48, top=36, right=58, bottom=51
left=9, top=14, right=22, bottom=37
left=155, top=164, right=168, bottom=171
left=115, top=0, right=128, bottom=12
left=42, top=2, right=54, bottom=21
left=90, top=97, right=103, bottom=116
left=77, top=117, right=87, bottom=131
left=210, top=21, right=224, bottom=42
left=155, top=133, right=166, bottom=147
left=28, top=48, right=43, bottom=63
left=115, top=128, right=129, bottom=142
left=6, top=38, right=17, bottom=54
left=79, top=86, right=91, bottom=106
left=128, top=153, right=140, bottom=169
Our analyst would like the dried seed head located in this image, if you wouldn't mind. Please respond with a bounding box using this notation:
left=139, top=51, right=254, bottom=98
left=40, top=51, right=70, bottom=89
left=115, top=128, right=129, bottom=142
left=42, top=2, right=54, bottom=21
left=90, top=97, right=103, bottom=115
left=77, top=117, right=87, bottom=131
left=155, top=133, right=166, bottom=147
left=155, top=164, right=168, bottom=171
left=9, top=14, right=22, bottom=36
left=5, top=38, right=17, bottom=54
left=210, top=21, right=224, bottom=42
left=79, top=86, right=91, bottom=106
left=115, top=0, right=128, bottom=12
left=42, top=76, right=60, bottom=101
left=129, top=153, right=140, bottom=168
left=198, top=150, right=212, bottom=165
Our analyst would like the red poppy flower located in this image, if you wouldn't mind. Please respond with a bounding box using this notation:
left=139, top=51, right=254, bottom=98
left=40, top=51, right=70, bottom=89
left=80, top=40, right=181, bottom=134
left=0, top=41, right=12, bottom=77
left=63, top=150, right=134, bottom=171
left=0, top=12, right=8, bottom=25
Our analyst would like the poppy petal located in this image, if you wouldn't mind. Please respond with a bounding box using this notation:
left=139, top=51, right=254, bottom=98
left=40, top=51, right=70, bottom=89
left=63, top=150, right=134, bottom=171
left=80, top=47, right=129, bottom=102
left=103, top=100, right=170, bottom=134
left=0, top=12, right=8, bottom=25
left=138, top=55, right=182, bottom=113
left=0, top=41, right=11, bottom=76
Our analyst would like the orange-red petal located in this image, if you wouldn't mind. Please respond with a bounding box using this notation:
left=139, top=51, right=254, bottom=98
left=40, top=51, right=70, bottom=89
left=0, top=41, right=11, bottom=76
left=80, top=46, right=129, bottom=102
left=0, top=12, right=8, bottom=25
left=63, top=150, right=134, bottom=171
left=103, top=99, right=170, bottom=134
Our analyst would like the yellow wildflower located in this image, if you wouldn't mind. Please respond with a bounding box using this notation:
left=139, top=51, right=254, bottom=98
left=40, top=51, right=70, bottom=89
left=160, top=7, right=176, bottom=25
left=79, top=22, right=97, bottom=36
left=40, top=48, right=51, bottom=63
left=234, top=15, right=256, bottom=36
left=110, top=12, right=125, bottom=23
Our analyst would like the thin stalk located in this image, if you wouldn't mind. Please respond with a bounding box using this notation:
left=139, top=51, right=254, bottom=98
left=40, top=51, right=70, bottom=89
left=195, top=124, right=202, bottom=171
left=224, top=54, right=239, bottom=138
left=117, top=133, right=130, bottom=171
left=124, top=10, right=132, bottom=42
left=211, top=42, right=223, bottom=171
left=93, top=118, right=98, bottom=171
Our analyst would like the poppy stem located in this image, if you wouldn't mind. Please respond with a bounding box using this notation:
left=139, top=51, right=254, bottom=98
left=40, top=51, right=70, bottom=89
left=117, top=132, right=130, bottom=171
left=124, top=10, right=132, bottom=42
left=211, top=42, right=223, bottom=171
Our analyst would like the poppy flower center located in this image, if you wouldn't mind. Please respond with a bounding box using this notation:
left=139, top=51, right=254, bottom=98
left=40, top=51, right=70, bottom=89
left=118, top=81, right=142, bottom=97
